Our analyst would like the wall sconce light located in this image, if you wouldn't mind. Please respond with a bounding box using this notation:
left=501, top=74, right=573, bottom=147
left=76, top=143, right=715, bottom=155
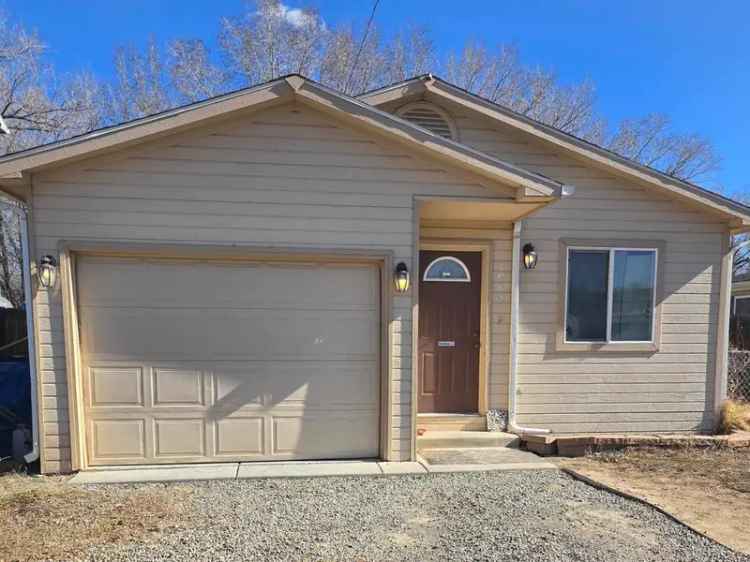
left=394, top=262, right=410, bottom=293
left=38, top=255, right=58, bottom=289
left=522, top=243, right=538, bottom=270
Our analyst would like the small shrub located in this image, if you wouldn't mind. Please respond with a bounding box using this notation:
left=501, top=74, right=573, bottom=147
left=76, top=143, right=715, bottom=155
left=719, top=400, right=750, bottom=434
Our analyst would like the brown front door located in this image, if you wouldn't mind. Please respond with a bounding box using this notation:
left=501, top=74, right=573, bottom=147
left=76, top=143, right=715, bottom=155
left=418, top=250, right=481, bottom=413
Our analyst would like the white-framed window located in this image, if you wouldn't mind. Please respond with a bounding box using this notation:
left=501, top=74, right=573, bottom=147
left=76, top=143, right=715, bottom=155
left=564, top=247, right=658, bottom=344
left=423, top=256, right=471, bottom=282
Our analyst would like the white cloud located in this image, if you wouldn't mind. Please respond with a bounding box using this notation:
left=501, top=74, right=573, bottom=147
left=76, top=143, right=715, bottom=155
left=273, top=3, right=323, bottom=29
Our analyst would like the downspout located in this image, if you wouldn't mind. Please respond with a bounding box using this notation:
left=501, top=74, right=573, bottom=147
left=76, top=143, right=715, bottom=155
left=507, top=220, right=550, bottom=436
left=9, top=204, right=40, bottom=463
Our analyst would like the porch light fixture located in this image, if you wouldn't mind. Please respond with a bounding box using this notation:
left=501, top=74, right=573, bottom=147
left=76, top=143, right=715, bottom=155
left=394, top=262, right=410, bottom=293
left=522, top=243, right=538, bottom=270
left=37, top=255, right=58, bottom=290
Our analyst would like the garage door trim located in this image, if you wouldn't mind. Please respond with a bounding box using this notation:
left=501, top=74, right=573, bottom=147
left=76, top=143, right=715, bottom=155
left=55, top=241, right=394, bottom=471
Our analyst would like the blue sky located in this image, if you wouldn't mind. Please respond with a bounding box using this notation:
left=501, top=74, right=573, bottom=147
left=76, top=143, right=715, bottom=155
left=4, top=0, right=749, bottom=196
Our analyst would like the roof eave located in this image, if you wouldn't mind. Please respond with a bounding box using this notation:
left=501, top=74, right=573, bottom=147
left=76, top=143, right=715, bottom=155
left=0, top=74, right=562, bottom=202
left=418, top=77, right=750, bottom=224
left=357, top=76, right=430, bottom=105
left=291, top=77, right=559, bottom=198
left=0, top=79, right=296, bottom=177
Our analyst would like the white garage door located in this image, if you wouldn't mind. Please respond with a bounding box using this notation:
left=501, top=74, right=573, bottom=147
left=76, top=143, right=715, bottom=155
left=77, top=256, right=381, bottom=466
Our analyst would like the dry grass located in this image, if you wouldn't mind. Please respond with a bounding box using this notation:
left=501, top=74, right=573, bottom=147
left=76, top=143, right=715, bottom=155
left=720, top=400, right=750, bottom=433
left=588, top=444, right=750, bottom=494
left=562, top=444, right=750, bottom=554
left=0, top=473, right=195, bottom=561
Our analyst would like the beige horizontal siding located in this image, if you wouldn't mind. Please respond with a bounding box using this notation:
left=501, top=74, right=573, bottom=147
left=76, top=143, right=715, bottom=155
left=32, top=102, right=511, bottom=472
left=490, top=230, right=512, bottom=410
left=426, top=92, right=726, bottom=434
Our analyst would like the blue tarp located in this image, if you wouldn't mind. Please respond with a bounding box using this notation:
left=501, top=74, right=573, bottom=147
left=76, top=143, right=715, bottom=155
left=0, top=359, right=31, bottom=457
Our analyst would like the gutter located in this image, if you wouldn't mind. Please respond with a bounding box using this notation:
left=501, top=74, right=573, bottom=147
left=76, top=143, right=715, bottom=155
left=507, top=221, right=550, bottom=436
left=19, top=209, right=39, bottom=463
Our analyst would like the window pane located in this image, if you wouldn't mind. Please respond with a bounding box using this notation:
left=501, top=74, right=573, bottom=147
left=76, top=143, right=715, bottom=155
left=423, top=257, right=470, bottom=281
left=566, top=250, right=609, bottom=342
left=611, top=250, right=656, bottom=341
left=736, top=297, right=750, bottom=320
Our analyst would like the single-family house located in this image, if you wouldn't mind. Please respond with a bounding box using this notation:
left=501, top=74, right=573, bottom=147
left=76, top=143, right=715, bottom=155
left=0, top=74, right=746, bottom=474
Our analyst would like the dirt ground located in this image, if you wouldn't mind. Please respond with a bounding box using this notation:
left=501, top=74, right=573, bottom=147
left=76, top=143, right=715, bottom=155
left=560, top=445, right=750, bottom=555
left=0, top=472, right=196, bottom=561
left=0, top=468, right=745, bottom=561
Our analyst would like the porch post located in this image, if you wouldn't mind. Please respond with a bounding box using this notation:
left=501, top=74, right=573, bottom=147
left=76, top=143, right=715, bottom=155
left=409, top=199, right=421, bottom=461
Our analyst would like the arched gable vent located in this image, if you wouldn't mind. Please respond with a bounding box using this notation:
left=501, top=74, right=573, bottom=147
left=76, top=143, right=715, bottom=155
left=396, top=102, right=457, bottom=140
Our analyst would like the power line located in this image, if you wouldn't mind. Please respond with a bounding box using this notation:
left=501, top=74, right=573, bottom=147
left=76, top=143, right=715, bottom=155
left=344, top=0, right=380, bottom=94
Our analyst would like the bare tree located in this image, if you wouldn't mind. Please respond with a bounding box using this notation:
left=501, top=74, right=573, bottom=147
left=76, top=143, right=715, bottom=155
left=103, top=37, right=172, bottom=124
left=381, top=26, right=434, bottom=84
left=320, top=23, right=386, bottom=95
left=0, top=1, right=726, bottom=187
left=0, top=205, right=23, bottom=308
left=732, top=191, right=750, bottom=278
left=607, top=114, right=720, bottom=181
left=0, top=13, right=101, bottom=154
left=220, top=0, right=327, bottom=86
left=0, top=2, right=729, bottom=312
left=168, top=39, right=228, bottom=103
left=445, top=44, right=606, bottom=143
left=0, top=12, right=102, bottom=310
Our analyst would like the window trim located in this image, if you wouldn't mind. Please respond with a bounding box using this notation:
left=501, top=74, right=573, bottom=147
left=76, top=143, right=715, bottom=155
left=556, top=239, right=665, bottom=352
left=422, top=255, right=472, bottom=283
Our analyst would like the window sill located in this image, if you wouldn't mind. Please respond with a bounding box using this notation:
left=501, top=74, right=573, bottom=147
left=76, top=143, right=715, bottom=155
left=555, top=338, right=659, bottom=353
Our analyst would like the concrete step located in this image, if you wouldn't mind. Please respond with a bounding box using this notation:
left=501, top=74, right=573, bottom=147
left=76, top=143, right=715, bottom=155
left=417, top=430, right=520, bottom=451
left=416, top=414, right=487, bottom=432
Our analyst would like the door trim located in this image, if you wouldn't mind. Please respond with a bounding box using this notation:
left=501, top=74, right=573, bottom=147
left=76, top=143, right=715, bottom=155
left=57, top=240, right=393, bottom=471
left=418, top=240, right=492, bottom=415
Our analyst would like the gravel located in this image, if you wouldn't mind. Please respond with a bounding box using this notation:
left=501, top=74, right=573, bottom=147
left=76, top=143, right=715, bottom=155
left=86, top=470, right=749, bottom=562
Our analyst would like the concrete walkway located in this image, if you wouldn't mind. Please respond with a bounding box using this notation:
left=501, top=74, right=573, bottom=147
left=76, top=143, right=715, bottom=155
left=69, top=449, right=555, bottom=484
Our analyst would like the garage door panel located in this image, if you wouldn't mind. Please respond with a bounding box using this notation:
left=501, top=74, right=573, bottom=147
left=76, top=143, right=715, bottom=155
left=78, top=259, right=378, bottom=311
left=89, top=418, right=146, bottom=461
left=80, top=308, right=377, bottom=362
left=152, top=368, right=206, bottom=407
left=78, top=256, right=381, bottom=466
left=272, top=414, right=379, bottom=458
left=154, top=419, right=206, bottom=457
left=215, top=417, right=265, bottom=456
left=213, top=363, right=379, bottom=409
left=88, top=367, right=144, bottom=408
left=213, top=368, right=264, bottom=409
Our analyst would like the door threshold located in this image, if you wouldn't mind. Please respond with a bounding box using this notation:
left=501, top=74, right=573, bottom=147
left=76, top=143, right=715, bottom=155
left=417, top=413, right=486, bottom=431
left=418, top=413, right=482, bottom=417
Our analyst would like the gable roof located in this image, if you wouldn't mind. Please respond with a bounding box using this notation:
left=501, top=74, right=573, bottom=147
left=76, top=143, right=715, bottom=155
left=0, top=74, right=561, bottom=201
left=360, top=74, right=750, bottom=229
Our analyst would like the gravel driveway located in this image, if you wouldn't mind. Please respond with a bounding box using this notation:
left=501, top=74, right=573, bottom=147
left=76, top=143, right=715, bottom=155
left=86, top=470, right=747, bottom=562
